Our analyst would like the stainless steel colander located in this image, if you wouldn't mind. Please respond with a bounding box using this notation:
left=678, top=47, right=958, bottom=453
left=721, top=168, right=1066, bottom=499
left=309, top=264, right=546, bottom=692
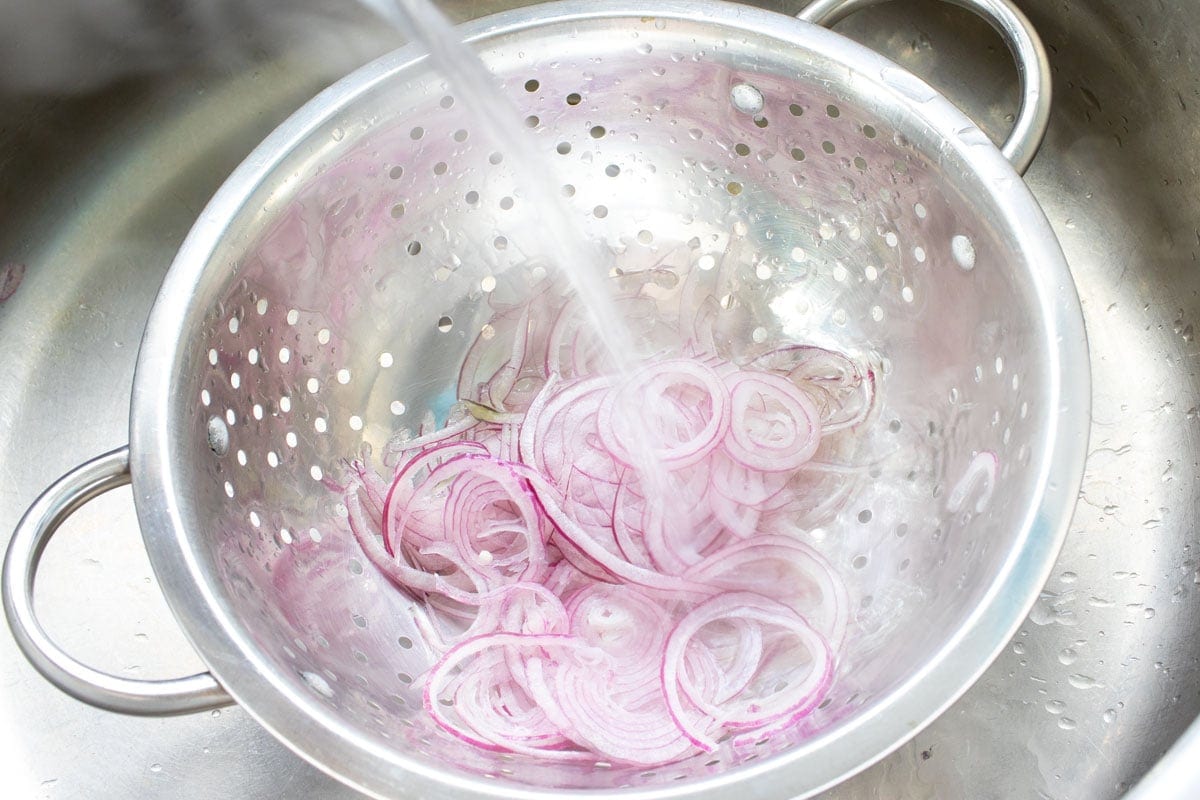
left=3, top=0, right=1089, bottom=798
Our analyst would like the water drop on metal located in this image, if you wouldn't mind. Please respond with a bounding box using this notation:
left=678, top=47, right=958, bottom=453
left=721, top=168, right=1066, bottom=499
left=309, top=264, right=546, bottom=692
left=206, top=416, right=229, bottom=456
left=730, top=83, right=764, bottom=115
left=952, top=234, right=977, bottom=271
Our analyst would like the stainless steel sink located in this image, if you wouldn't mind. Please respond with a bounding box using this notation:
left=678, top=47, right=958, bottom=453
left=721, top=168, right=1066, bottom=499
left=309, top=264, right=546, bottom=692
left=2, top=1, right=1197, bottom=797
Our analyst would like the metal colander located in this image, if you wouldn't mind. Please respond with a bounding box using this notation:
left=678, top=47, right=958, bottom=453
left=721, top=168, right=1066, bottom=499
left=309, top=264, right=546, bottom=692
left=4, top=1, right=1089, bottom=799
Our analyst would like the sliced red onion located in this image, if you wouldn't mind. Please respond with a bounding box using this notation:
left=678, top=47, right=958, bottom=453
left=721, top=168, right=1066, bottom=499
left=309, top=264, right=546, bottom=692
left=437, top=454, right=549, bottom=589
left=386, top=414, right=481, bottom=461
left=346, top=487, right=482, bottom=605
left=661, top=592, right=833, bottom=749
left=751, top=345, right=875, bottom=432
left=687, top=535, right=849, bottom=650
left=523, top=470, right=716, bottom=596
left=723, top=371, right=821, bottom=472
left=343, top=284, right=874, bottom=766
left=554, top=655, right=693, bottom=766
left=596, top=358, right=730, bottom=470
left=381, top=441, right=489, bottom=555
left=424, top=633, right=594, bottom=759
left=566, top=584, right=669, bottom=663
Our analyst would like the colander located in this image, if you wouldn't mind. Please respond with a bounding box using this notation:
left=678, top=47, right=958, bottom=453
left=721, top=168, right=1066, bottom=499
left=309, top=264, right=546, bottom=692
left=2, top=0, right=1089, bottom=798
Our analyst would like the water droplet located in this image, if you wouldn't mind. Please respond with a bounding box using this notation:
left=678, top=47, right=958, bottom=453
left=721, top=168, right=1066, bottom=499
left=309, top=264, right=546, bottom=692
left=1058, top=717, right=1077, bottom=731
left=1058, top=648, right=1078, bottom=666
left=1044, top=699, right=1067, bottom=715
left=1029, top=591, right=1077, bottom=627
left=1068, top=673, right=1103, bottom=690
left=1102, top=708, right=1117, bottom=724
left=1012, top=642, right=1026, bottom=655
left=1144, top=607, right=1156, bottom=619
left=302, top=671, right=335, bottom=698
left=206, top=416, right=229, bottom=456
left=955, top=125, right=991, bottom=147
left=951, top=234, right=977, bottom=270
left=150, top=764, right=163, bottom=774
left=331, top=127, right=345, bottom=142
left=729, top=83, right=765, bottom=115
left=880, top=67, right=937, bottom=103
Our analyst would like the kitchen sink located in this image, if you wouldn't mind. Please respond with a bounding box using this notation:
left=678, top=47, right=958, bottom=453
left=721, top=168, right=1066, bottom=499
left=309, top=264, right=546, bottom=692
left=1, top=1, right=1197, bottom=797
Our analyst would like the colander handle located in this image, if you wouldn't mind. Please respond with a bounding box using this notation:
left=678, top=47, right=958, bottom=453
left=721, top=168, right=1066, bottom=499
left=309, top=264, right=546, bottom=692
left=2, top=446, right=234, bottom=716
left=797, top=0, right=1052, bottom=175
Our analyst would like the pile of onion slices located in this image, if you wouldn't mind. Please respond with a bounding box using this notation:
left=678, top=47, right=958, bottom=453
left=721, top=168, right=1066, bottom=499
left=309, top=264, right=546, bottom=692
left=343, top=287, right=873, bottom=766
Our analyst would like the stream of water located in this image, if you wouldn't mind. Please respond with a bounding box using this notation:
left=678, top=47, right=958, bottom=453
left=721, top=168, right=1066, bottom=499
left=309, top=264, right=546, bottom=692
left=367, top=0, right=640, bottom=368
left=367, top=0, right=676, bottom=495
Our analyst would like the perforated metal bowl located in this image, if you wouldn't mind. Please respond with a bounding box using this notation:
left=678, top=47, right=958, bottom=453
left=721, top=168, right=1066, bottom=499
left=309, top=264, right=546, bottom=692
left=3, top=1, right=1088, bottom=798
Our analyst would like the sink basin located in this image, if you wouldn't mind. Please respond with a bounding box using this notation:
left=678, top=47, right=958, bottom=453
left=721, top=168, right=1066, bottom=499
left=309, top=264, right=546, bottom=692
left=1, top=1, right=1196, bottom=797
